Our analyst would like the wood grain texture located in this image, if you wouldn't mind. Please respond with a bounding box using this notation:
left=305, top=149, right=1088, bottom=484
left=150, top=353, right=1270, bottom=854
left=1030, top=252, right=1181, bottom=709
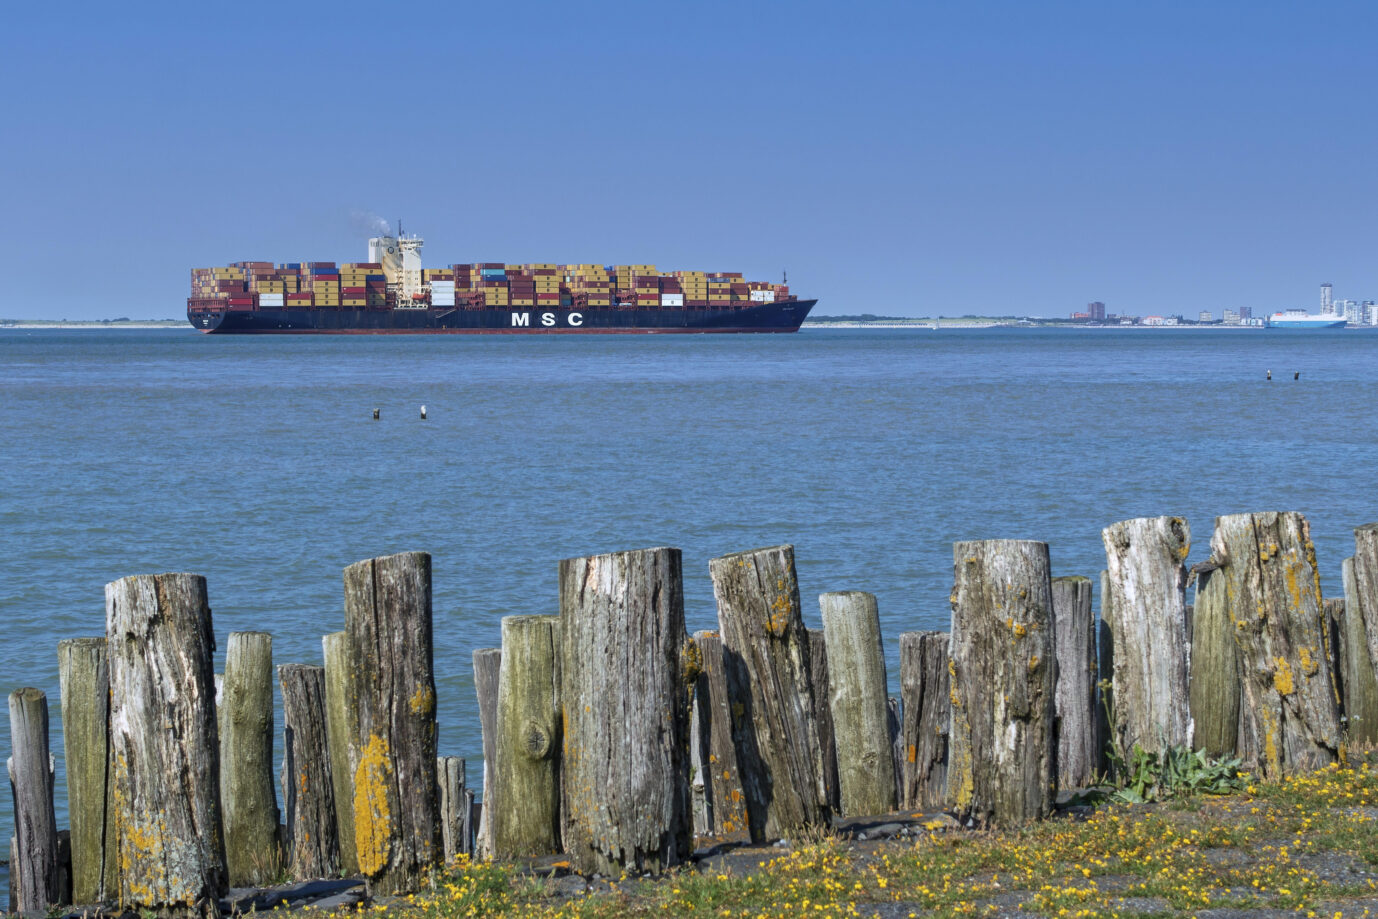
left=58, top=637, right=114, bottom=905
left=805, top=628, right=840, bottom=814
left=105, top=573, right=227, bottom=915
left=322, top=631, right=359, bottom=876
left=343, top=552, right=440, bottom=893
left=947, top=540, right=1055, bottom=827
left=1190, top=567, right=1242, bottom=757
left=279, top=664, right=340, bottom=880
left=471, top=648, right=501, bottom=859
left=710, top=545, right=829, bottom=841
left=691, top=630, right=749, bottom=839
left=9, top=688, right=59, bottom=910
left=899, top=631, right=949, bottom=810
left=1209, top=512, right=1340, bottom=778
left=437, top=757, right=468, bottom=861
left=220, top=631, right=280, bottom=886
left=1345, top=533, right=1378, bottom=744
left=819, top=591, right=895, bottom=816
left=1101, top=517, right=1193, bottom=753
left=493, top=615, right=562, bottom=857
left=559, top=548, right=692, bottom=875
left=1051, top=577, right=1097, bottom=789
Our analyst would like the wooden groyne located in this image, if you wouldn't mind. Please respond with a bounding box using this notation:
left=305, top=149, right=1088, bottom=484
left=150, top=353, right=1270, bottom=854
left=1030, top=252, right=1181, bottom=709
left=7, top=514, right=1378, bottom=913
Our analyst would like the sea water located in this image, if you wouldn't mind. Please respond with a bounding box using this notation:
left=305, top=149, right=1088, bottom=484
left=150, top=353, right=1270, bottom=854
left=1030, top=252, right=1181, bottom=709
left=3, top=326, right=1377, bottom=846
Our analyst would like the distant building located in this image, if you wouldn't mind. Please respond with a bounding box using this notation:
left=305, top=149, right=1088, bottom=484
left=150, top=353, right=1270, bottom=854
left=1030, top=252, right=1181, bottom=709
left=1238, top=306, right=1252, bottom=320
left=1343, top=299, right=1361, bottom=324
left=1198, top=310, right=1213, bottom=323
left=1322, top=283, right=1334, bottom=315
left=1088, top=301, right=1106, bottom=320
left=1223, top=308, right=1240, bottom=324
left=1071, top=311, right=1091, bottom=320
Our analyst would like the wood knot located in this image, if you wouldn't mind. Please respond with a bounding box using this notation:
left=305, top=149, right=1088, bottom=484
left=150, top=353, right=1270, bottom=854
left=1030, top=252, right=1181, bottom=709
left=523, top=719, right=554, bottom=760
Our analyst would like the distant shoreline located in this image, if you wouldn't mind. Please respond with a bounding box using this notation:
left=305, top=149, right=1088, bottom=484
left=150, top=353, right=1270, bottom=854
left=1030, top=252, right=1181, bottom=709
left=1, top=321, right=187, bottom=330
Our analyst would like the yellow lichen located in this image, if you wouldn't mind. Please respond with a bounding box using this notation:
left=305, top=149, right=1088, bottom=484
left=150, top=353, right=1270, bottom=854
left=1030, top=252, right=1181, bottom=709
left=1273, top=656, right=1295, bottom=696
left=409, top=685, right=436, bottom=717
left=354, top=732, right=394, bottom=876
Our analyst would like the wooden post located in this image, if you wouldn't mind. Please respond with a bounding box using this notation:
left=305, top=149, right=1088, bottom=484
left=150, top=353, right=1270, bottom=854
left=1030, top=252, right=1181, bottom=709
left=948, top=540, right=1056, bottom=826
left=691, top=630, right=748, bottom=839
left=279, top=663, right=340, bottom=880
left=899, top=631, right=949, bottom=810
left=559, top=547, right=692, bottom=875
left=820, top=591, right=896, bottom=816
left=105, top=573, right=226, bottom=914
left=805, top=628, right=840, bottom=813
left=1340, top=559, right=1378, bottom=742
left=471, top=647, right=501, bottom=858
left=9, top=689, right=59, bottom=910
left=1189, top=566, right=1242, bottom=758
left=710, top=545, right=829, bottom=841
left=322, top=631, right=359, bottom=876
left=493, top=615, right=561, bottom=858
left=1051, top=576, right=1097, bottom=789
left=1094, top=604, right=1113, bottom=776
left=437, top=756, right=467, bottom=862
left=58, top=637, right=114, bottom=904
left=220, top=631, right=280, bottom=886
left=1325, top=596, right=1347, bottom=724
left=343, top=551, right=440, bottom=893
left=1208, top=512, right=1340, bottom=777
left=886, top=697, right=904, bottom=807
left=1101, top=516, right=1193, bottom=753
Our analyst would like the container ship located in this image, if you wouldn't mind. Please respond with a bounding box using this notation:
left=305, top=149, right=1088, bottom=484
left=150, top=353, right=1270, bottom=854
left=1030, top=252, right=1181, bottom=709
left=187, top=232, right=815, bottom=334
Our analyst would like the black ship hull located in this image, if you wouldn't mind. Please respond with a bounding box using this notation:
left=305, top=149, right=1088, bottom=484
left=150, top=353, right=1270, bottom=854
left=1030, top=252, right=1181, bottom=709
left=188, top=299, right=815, bottom=334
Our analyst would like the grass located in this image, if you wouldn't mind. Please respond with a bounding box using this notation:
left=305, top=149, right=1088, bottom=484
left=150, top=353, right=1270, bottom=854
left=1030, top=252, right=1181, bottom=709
left=324, top=760, right=1378, bottom=918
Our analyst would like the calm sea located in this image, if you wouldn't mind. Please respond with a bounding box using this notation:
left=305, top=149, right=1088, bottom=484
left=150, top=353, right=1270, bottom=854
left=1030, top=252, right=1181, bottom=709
left=3, top=326, right=1377, bottom=847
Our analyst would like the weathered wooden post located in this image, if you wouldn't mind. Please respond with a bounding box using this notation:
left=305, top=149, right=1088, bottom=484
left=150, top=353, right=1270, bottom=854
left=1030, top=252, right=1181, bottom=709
left=279, top=663, right=340, bottom=880
left=1207, top=512, right=1340, bottom=777
left=322, top=631, right=359, bottom=876
left=1189, top=566, right=1243, bottom=758
left=899, top=631, right=949, bottom=810
left=343, top=551, right=440, bottom=893
left=58, top=637, right=114, bottom=904
left=710, top=545, right=829, bottom=841
left=437, top=756, right=467, bottom=861
left=1051, top=576, right=1097, bottom=789
left=493, top=615, right=562, bottom=857
left=820, top=591, right=896, bottom=816
left=471, top=647, right=501, bottom=858
left=9, top=688, right=59, bottom=911
left=805, top=628, right=840, bottom=813
left=106, top=573, right=226, bottom=914
left=691, top=630, right=749, bottom=839
left=1338, top=561, right=1378, bottom=742
left=220, top=631, right=280, bottom=886
left=947, top=540, right=1056, bottom=826
left=1101, top=516, right=1193, bottom=753
left=559, top=547, right=692, bottom=875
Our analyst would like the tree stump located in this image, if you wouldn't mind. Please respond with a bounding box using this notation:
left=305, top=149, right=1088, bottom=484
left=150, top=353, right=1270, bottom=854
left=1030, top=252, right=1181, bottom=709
left=710, top=545, right=829, bottom=841
left=820, top=591, right=895, bottom=816
left=899, top=631, right=949, bottom=810
left=343, top=552, right=440, bottom=893
left=322, top=631, right=359, bottom=876
left=805, top=628, right=840, bottom=813
left=437, top=757, right=467, bottom=861
left=493, top=615, right=562, bottom=858
left=1208, top=512, right=1340, bottom=777
left=1101, top=516, right=1193, bottom=753
left=471, top=647, right=501, bottom=858
left=559, top=547, right=692, bottom=875
left=691, top=630, right=748, bottom=839
left=58, top=637, right=114, bottom=905
left=278, top=664, right=340, bottom=880
left=1050, top=577, right=1097, bottom=789
left=9, top=689, right=59, bottom=911
left=947, top=540, right=1056, bottom=826
left=1340, top=559, right=1378, bottom=743
left=1190, top=567, right=1242, bottom=758
left=105, top=573, right=226, bottom=915
left=220, top=631, right=280, bottom=886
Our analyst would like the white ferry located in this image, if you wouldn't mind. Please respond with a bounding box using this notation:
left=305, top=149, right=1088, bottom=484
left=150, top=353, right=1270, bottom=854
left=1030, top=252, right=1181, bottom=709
left=1266, top=309, right=1347, bottom=329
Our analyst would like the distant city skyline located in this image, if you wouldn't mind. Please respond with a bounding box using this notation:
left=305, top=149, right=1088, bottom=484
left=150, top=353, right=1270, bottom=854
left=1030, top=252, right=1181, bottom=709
left=3, top=1, right=1378, bottom=321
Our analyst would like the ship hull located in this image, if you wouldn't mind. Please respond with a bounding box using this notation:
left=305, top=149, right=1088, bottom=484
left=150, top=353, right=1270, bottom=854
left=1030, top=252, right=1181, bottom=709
left=188, top=299, right=815, bottom=334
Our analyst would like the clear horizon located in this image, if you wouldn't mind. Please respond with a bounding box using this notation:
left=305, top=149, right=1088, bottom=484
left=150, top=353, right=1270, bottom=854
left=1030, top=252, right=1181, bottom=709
left=4, top=1, right=1376, bottom=321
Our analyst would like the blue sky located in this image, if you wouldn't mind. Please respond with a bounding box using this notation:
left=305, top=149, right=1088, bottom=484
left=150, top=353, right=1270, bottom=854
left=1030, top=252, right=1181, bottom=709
left=3, top=0, right=1376, bottom=319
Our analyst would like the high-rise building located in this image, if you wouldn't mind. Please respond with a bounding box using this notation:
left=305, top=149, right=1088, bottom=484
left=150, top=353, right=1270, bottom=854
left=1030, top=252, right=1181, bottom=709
left=1238, top=306, right=1252, bottom=319
left=1321, top=283, right=1334, bottom=315
left=1088, top=301, right=1106, bottom=320
left=1198, top=310, right=1213, bottom=322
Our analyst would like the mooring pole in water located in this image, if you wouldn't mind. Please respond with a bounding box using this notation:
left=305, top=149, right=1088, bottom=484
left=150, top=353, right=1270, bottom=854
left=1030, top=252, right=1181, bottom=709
left=372, top=408, right=380, bottom=420
left=421, top=405, right=427, bottom=420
